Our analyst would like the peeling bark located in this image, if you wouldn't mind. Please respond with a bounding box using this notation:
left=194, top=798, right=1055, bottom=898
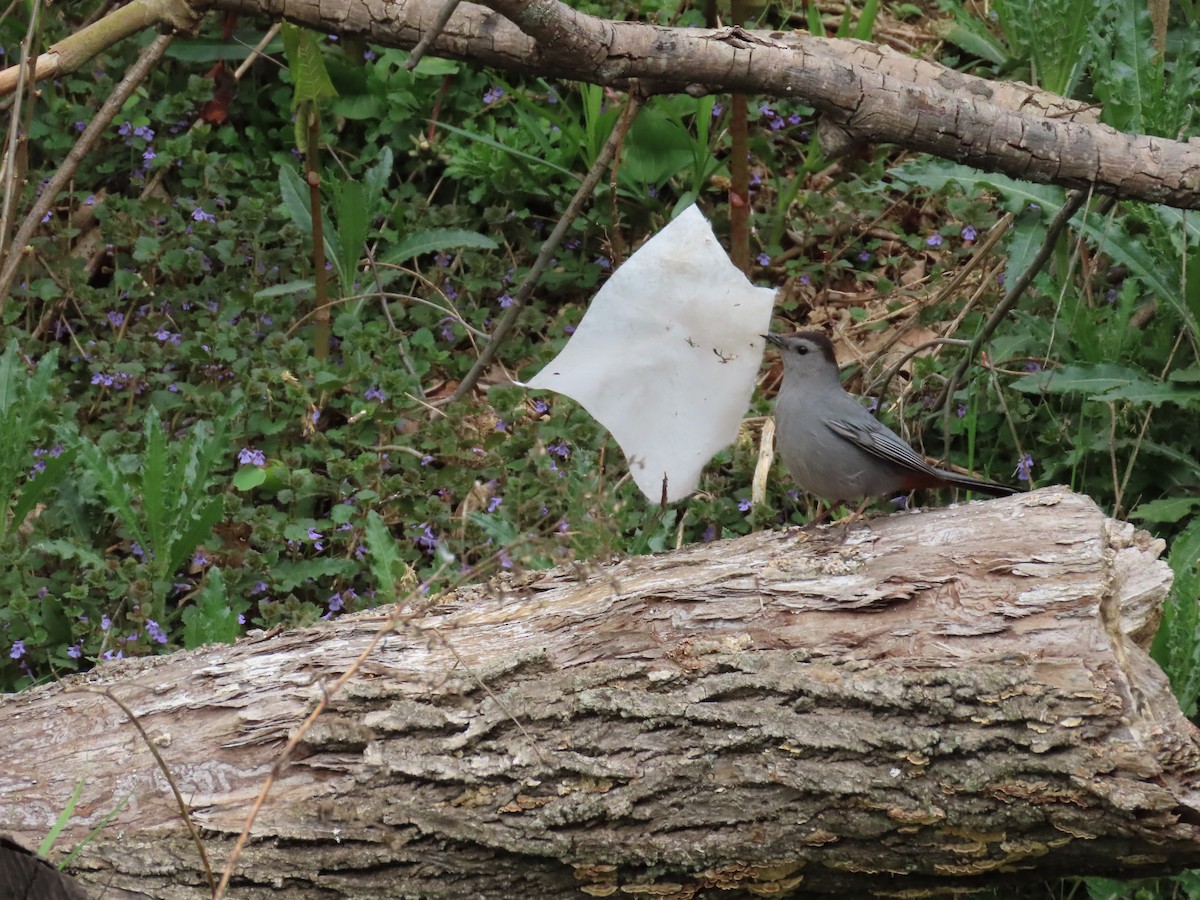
left=1, top=488, right=1197, bottom=898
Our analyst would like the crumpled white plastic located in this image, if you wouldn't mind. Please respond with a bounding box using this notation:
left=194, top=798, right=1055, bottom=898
left=527, top=205, right=776, bottom=502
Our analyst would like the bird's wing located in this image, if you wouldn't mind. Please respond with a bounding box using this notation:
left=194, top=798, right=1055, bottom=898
left=825, top=416, right=941, bottom=477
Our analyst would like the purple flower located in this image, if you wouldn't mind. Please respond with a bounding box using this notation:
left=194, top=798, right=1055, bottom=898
left=101, top=614, right=112, bottom=631
left=10, top=640, right=25, bottom=659
left=487, top=496, right=503, bottom=513
left=107, top=310, right=124, bottom=327
left=192, top=208, right=216, bottom=224
left=738, top=498, right=752, bottom=512
left=858, top=250, right=871, bottom=263
left=701, top=524, right=717, bottom=543
left=364, top=385, right=386, bottom=402
left=956, top=403, right=968, bottom=419
left=926, top=233, right=943, bottom=248
left=1015, top=453, right=1035, bottom=482
left=595, top=256, right=611, bottom=270
left=756, top=252, right=771, bottom=266
left=498, top=549, right=513, bottom=569
left=961, top=225, right=978, bottom=241
left=192, top=550, right=209, bottom=567
left=1023, top=361, right=1043, bottom=373
left=252, top=580, right=269, bottom=595
left=799, top=274, right=811, bottom=286
left=238, top=447, right=266, bottom=466
left=414, top=523, right=438, bottom=552
left=498, top=293, right=514, bottom=309
left=67, top=643, right=82, bottom=659
left=145, top=620, right=168, bottom=644
left=483, top=86, right=505, bottom=104
left=865, top=397, right=880, bottom=414
left=711, top=103, right=723, bottom=117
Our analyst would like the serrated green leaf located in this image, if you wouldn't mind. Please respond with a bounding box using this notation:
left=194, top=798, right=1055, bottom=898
left=182, top=568, right=240, bottom=648
left=1129, top=496, right=1200, bottom=525
left=11, top=447, right=73, bottom=532
left=365, top=511, right=401, bottom=599
left=168, top=497, right=225, bottom=577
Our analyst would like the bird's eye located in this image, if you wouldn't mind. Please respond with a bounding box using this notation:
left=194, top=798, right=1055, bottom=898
left=796, top=345, right=808, bottom=355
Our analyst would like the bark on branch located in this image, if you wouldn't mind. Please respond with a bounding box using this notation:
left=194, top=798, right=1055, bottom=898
left=2, top=487, right=1198, bottom=898
left=202, top=0, right=1200, bottom=209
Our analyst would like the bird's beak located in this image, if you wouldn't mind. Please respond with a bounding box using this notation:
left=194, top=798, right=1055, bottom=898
left=762, top=333, right=784, bottom=348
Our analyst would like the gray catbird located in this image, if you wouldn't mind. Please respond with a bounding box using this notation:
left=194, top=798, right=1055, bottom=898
left=765, top=331, right=1016, bottom=504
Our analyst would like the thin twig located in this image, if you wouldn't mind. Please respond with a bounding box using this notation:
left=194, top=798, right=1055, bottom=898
left=0, top=2, right=41, bottom=275
left=405, top=0, right=464, bottom=70
left=442, top=86, right=647, bottom=407
left=934, top=189, right=1090, bottom=414
left=0, top=33, right=173, bottom=310
left=65, top=685, right=216, bottom=895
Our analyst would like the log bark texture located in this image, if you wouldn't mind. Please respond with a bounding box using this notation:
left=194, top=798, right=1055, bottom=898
left=2, top=487, right=1197, bottom=898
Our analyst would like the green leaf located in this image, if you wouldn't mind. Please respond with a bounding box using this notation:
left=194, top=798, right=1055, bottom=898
left=363, top=147, right=394, bottom=210
left=270, top=557, right=358, bottom=591
left=167, top=496, right=225, bottom=578
left=38, top=780, right=85, bottom=857
left=11, top=446, right=74, bottom=534
left=233, top=467, right=268, bottom=491
left=332, top=178, right=369, bottom=296
left=365, top=511, right=404, bottom=600
left=1011, top=363, right=1147, bottom=396
left=254, top=279, right=315, bottom=299
left=1151, top=519, right=1200, bottom=716
left=281, top=23, right=338, bottom=108
left=928, top=14, right=1008, bottom=65
left=434, top=122, right=576, bottom=181
left=853, top=0, right=880, bottom=40
left=278, top=164, right=313, bottom=235
left=623, top=110, right=696, bottom=186
left=182, top=569, right=241, bottom=648
left=380, top=229, right=499, bottom=266
left=1129, top=496, right=1200, bottom=525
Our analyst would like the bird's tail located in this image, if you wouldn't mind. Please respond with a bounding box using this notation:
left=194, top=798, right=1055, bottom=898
left=933, top=468, right=1018, bottom=497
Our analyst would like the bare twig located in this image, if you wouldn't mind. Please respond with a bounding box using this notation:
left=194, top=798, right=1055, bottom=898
left=0, top=33, right=173, bottom=310
left=405, top=0, right=464, bottom=70
left=442, top=87, right=646, bottom=407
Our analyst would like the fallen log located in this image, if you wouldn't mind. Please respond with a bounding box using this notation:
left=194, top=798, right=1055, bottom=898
left=2, top=486, right=1195, bottom=898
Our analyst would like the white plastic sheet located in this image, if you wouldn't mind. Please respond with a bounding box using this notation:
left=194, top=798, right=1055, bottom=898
left=527, top=205, right=776, bottom=502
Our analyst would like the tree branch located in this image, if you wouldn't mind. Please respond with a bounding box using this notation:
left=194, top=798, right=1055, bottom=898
left=196, top=0, right=1200, bottom=208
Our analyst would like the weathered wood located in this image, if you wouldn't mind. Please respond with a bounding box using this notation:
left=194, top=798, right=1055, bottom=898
left=2, top=487, right=1196, bottom=898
